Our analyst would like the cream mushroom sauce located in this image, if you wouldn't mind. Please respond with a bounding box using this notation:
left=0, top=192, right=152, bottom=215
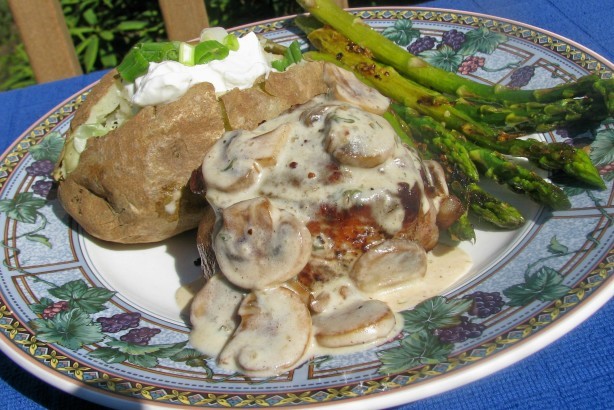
left=189, top=64, right=472, bottom=377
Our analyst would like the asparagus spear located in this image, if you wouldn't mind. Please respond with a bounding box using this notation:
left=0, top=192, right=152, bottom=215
left=464, top=183, right=527, bottom=228
left=392, top=103, right=571, bottom=210
left=387, top=105, right=480, bottom=183
left=455, top=95, right=607, bottom=134
left=296, top=0, right=613, bottom=111
left=306, top=28, right=498, bottom=138
left=466, top=144, right=571, bottom=210
left=593, top=78, right=614, bottom=116
left=391, top=107, right=526, bottom=230
left=448, top=212, right=476, bottom=242
left=383, top=111, right=476, bottom=240
left=304, top=28, right=605, bottom=188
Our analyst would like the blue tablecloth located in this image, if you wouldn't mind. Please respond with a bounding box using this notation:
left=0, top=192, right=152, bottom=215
left=0, top=1, right=612, bottom=409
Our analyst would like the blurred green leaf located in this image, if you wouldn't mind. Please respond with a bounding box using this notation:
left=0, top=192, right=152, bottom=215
left=117, top=20, right=148, bottom=31
left=83, top=8, right=98, bottom=25
left=74, top=35, right=92, bottom=55
left=80, top=0, right=100, bottom=9
left=69, top=27, right=96, bottom=37
left=101, top=53, right=117, bottom=67
left=84, top=35, right=100, bottom=72
left=99, top=30, right=114, bottom=41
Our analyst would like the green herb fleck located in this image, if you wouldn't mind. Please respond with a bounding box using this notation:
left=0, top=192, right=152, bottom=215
left=271, top=41, right=303, bottom=72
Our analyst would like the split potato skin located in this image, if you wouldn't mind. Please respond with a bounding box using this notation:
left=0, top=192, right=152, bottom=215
left=58, top=78, right=224, bottom=243
left=56, top=61, right=327, bottom=243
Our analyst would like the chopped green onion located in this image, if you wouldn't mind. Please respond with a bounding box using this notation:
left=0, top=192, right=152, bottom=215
left=178, top=42, right=195, bottom=66
left=117, top=42, right=181, bottom=82
left=138, top=41, right=181, bottom=62
left=194, top=40, right=230, bottom=65
left=289, top=41, right=302, bottom=63
left=117, top=36, right=235, bottom=82
left=117, top=49, right=150, bottom=83
left=200, top=27, right=229, bottom=42
left=223, top=34, right=240, bottom=51
left=271, top=41, right=303, bottom=72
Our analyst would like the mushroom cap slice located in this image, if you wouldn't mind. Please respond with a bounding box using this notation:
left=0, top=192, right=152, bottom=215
left=313, top=299, right=397, bottom=348
left=218, top=286, right=312, bottom=377
left=214, top=197, right=312, bottom=290
left=196, top=206, right=218, bottom=280
left=323, top=63, right=390, bottom=115
left=202, top=124, right=290, bottom=192
left=189, top=274, right=245, bottom=358
left=324, top=105, right=396, bottom=168
left=350, top=239, right=428, bottom=294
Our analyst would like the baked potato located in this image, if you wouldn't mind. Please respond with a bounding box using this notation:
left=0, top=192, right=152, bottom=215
left=54, top=60, right=328, bottom=243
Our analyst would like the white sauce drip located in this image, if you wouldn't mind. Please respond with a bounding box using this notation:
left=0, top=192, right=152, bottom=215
left=203, top=96, right=431, bottom=234
left=189, top=88, right=473, bottom=377
left=185, top=245, right=471, bottom=361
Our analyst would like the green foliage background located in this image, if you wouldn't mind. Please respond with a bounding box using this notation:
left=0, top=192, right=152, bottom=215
left=0, top=0, right=383, bottom=91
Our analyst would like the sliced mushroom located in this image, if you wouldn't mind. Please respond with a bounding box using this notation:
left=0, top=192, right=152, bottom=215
left=323, top=63, right=390, bottom=114
left=214, top=197, right=312, bottom=290
left=218, top=286, right=312, bottom=377
left=349, top=239, right=427, bottom=294
left=299, top=103, right=334, bottom=127
left=422, top=159, right=449, bottom=199
left=202, top=123, right=291, bottom=192
left=307, top=274, right=353, bottom=314
left=313, top=299, right=397, bottom=348
left=189, top=274, right=245, bottom=358
left=196, top=206, right=218, bottom=279
left=436, top=194, right=464, bottom=230
left=324, top=105, right=396, bottom=168
left=420, top=160, right=464, bottom=229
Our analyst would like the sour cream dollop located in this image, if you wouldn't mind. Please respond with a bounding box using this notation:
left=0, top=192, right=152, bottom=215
left=129, top=32, right=272, bottom=107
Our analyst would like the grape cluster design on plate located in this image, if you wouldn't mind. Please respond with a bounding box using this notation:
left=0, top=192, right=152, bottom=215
left=390, top=23, right=536, bottom=84
left=407, top=35, right=436, bottom=55
left=29, top=278, right=212, bottom=371
left=42, top=303, right=165, bottom=346
left=441, top=29, right=466, bottom=51
left=96, top=312, right=162, bottom=345
left=121, top=327, right=162, bottom=345
left=458, top=56, right=486, bottom=75
left=507, top=66, right=536, bottom=88
left=26, top=159, right=56, bottom=198
left=97, top=312, right=141, bottom=332
left=435, top=292, right=505, bottom=343
left=41, top=300, right=69, bottom=319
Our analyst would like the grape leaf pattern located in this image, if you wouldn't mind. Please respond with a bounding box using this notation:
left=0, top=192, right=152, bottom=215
left=460, top=27, right=507, bottom=55
left=590, top=129, right=614, bottom=168
left=378, top=331, right=452, bottom=374
left=48, top=279, right=115, bottom=314
left=503, top=267, right=570, bottom=306
left=402, top=296, right=472, bottom=333
left=28, top=131, right=64, bottom=162
left=381, top=19, right=420, bottom=47
left=30, top=309, right=105, bottom=350
left=421, top=45, right=464, bottom=72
